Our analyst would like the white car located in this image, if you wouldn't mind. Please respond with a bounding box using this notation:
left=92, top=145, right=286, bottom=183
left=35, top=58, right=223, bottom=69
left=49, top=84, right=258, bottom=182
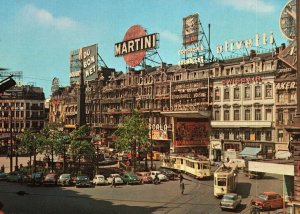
left=150, top=171, right=168, bottom=182
left=107, top=174, right=124, bottom=185
left=92, top=175, right=107, bottom=185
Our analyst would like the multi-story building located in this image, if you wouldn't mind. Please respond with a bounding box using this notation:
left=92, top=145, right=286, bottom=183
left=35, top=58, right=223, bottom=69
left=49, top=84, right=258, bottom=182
left=0, top=85, right=45, bottom=155
left=210, top=51, right=277, bottom=160
left=49, top=49, right=294, bottom=160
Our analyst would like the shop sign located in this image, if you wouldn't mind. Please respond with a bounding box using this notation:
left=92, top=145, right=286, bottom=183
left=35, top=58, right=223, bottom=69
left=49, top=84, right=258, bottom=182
left=182, top=14, right=200, bottom=46
left=222, top=76, right=261, bottom=85
left=79, top=44, right=98, bottom=81
left=175, top=139, right=209, bottom=146
left=148, top=123, right=168, bottom=131
left=150, top=130, right=168, bottom=140
left=275, top=81, right=296, bottom=90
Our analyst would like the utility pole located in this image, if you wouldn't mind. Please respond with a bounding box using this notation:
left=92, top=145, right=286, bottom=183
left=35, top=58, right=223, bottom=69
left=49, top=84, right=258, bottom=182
left=9, top=105, right=13, bottom=172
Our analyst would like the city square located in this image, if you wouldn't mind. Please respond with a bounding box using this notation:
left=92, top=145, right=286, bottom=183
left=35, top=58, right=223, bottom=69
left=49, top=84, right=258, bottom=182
left=0, top=0, right=300, bottom=213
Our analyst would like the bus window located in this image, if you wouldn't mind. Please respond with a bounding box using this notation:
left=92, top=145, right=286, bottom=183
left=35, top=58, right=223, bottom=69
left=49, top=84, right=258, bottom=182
left=217, top=178, right=226, bottom=186
left=181, top=159, right=183, bottom=164
left=203, top=164, right=209, bottom=169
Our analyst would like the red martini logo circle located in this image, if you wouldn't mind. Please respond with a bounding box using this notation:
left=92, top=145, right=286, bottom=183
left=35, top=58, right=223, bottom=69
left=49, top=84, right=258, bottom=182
left=114, top=25, right=158, bottom=67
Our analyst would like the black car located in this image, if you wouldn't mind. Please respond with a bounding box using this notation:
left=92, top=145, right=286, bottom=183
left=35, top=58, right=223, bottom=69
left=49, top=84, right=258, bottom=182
left=160, top=169, right=177, bottom=180
left=75, top=175, right=92, bottom=188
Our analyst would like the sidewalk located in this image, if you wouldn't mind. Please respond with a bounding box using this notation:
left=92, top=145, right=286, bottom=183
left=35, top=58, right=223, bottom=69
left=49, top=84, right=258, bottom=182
left=0, top=155, right=45, bottom=173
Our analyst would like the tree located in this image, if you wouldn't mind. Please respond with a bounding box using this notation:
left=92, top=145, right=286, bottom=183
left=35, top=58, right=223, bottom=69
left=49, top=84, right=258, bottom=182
left=19, top=128, right=44, bottom=172
left=114, top=110, right=149, bottom=172
left=40, top=123, right=68, bottom=172
left=69, top=125, right=95, bottom=174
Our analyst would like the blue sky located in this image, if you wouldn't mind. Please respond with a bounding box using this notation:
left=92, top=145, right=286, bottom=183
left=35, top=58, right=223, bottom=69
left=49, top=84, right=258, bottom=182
left=0, top=0, right=289, bottom=97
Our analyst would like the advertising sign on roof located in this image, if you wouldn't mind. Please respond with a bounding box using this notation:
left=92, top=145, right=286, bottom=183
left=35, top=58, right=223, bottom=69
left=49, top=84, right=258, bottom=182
left=114, top=25, right=158, bottom=67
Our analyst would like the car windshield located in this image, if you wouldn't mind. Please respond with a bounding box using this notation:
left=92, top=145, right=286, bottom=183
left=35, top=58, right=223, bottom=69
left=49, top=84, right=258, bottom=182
left=223, top=195, right=235, bottom=201
left=77, top=176, right=88, bottom=180
left=46, top=174, right=55, bottom=179
left=258, top=194, right=268, bottom=200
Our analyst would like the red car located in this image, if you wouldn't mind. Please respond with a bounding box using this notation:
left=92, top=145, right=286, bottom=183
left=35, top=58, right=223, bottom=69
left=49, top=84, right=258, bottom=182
left=43, top=173, right=58, bottom=186
left=250, top=192, right=283, bottom=211
left=135, top=172, right=153, bottom=184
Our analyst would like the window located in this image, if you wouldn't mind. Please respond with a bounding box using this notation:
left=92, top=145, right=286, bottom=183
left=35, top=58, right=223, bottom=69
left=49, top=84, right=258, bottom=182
left=245, top=109, right=251, bottom=120
left=255, top=130, right=261, bottom=141
left=255, top=109, right=261, bottom=120
left=234, top=131, right=240, bottom=140
left=214, top=110, right=220, bottom=120
left=289, top=110, right=295, bottom=124
left=278, top=130, right=283, bottom=142
left=244, top=86, right=251, bottom=99
left=217, top=178, right=226, bottom=186
left=254, top=85, right=261, bottom=98
left=224, top=88, right=230, bottom=100
left=234, top=87, right=240, bottom=99
left=234, top=110, right=240, bottom=120
left=224, top=110, right=230, bottom=121
left=214, top=130, right=220, bottom=139
left=224, top=131, right=229, bottom=139
left=265, top=84, right=272, bottom=98
left=265, top=109, right=272, bottom=121
left=214, top=88, right=220, bottom=101
left=277, top=110, right=283, bottom=124
left=245, top=130, right=250, bottom=140
left=266, top=131, right=272, bottom=141
left=290, top=91, right=296, bottom=103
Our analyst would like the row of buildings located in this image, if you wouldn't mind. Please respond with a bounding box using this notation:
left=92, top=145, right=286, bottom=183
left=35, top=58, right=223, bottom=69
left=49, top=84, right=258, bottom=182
left=46, top=45, right=295, bottom=162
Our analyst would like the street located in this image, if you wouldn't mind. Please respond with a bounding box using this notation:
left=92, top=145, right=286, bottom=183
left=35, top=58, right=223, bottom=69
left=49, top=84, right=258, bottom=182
left=0, top=170, right=283, bottom=214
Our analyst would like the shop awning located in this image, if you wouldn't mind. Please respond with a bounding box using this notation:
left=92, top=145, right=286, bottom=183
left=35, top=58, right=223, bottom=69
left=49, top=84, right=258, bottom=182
left=240, top=147, right=261, bottom=157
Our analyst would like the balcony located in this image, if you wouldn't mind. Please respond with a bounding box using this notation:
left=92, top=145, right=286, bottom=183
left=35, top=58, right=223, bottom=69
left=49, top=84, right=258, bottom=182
left=211, top=120, right=273, bottom=128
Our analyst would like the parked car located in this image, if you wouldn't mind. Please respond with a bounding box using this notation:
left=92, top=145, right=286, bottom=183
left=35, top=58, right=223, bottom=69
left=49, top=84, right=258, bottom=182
left=43, top=173, right=58, bottom=186
left=122, top=173, right=140, bottom=185
left=76, top=175, right=92, bottom=188
left=107, top=174, right=124, bottom=185
left=0, top=172, right=7, bottom=181
left=7, top=171, right=26, bottom=183
left=135, top=172, right=153, bottom=184
left=92, top=175, right=107, bottom=186
left=150, top=171, right=168, bottom=182
left=160, top=168, right=177, bottom=180
left=27, top=172, right=44, bottom=186
left=250, top=192, right=283, bottom=211
left=220, top=193, right=242, bottom=211
left=57, top=174, right=74, bottom=186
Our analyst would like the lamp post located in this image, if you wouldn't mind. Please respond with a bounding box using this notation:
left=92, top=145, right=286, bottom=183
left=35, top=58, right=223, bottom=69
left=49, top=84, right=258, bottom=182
left=150, top=112, right=154, bottom=170
left=9, top=105, right=13, bottom=172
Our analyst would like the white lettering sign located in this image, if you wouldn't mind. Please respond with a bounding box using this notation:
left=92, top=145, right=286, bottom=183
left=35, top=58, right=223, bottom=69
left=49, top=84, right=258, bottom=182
left=216, top=32, right=274, bottom=54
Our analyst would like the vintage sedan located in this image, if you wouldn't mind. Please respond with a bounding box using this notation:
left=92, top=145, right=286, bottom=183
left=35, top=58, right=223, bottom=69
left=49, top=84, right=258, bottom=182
left=57, top=174, right=74, bottom=186
left=7, top=171, right=26, bottom=183
left=43, top=173, right=58, bottom=186
left=122, top=173, right=140, bottom=185
left=75, top=175, right=92, bottom=188
left=250, top=192, right=283, bottom=211
left=220, top=193, right=242, bottom=211
left=0, top=172, right=7, bottom=181
left=160, top=168, right=177, bottom=180
left=107, top=174, right=124, bottom=185
left=150, top=171, right=168, bottom=182
left=92, top=175, right=107, bottom=186
left=135, top=172, right=153, bottom=184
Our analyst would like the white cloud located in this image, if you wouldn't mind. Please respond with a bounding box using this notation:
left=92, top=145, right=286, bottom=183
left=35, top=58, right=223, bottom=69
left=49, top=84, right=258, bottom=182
left=22, top=4, right=77, bottom=30
left=160, top=30, right=181, bottom=43
left=220, top=0, right=275, bottom=13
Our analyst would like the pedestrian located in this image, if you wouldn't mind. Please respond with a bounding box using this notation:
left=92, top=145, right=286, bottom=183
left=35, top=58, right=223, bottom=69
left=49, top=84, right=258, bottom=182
left=180, top=182, right=185, bottom=195
left=111, top=176, right=116, bottom=188
left=227, top=157, right=230, bottom=163
left=179, top=172, right=183, bottom=183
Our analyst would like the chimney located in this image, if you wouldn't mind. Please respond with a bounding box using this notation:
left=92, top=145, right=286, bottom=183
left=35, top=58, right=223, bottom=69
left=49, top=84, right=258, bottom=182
left=250, top=50, right=256, bottom=58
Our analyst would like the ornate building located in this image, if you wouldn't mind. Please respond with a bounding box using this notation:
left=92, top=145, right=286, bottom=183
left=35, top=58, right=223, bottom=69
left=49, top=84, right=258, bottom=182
left=0, top=85, right=45, bottom=155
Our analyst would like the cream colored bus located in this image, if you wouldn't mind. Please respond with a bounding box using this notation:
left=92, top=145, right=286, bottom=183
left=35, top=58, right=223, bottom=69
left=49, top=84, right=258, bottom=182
left=160, top=154, right=211, bottom=179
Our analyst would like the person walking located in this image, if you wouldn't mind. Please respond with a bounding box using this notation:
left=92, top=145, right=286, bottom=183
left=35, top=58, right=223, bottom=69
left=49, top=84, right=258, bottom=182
left=111, top=176, right=116, bottom=188
left=179, top=172, right=183, bottom=183
left=180, top=182, right=185, bottom=195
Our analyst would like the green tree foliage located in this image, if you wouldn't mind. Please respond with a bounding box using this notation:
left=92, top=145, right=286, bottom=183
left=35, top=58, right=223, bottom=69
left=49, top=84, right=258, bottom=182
left=69, top=125, right=95, bottom=173
left=19, top=128, right=44, bottom=172
left=114, top=110, right=149, bottom=171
